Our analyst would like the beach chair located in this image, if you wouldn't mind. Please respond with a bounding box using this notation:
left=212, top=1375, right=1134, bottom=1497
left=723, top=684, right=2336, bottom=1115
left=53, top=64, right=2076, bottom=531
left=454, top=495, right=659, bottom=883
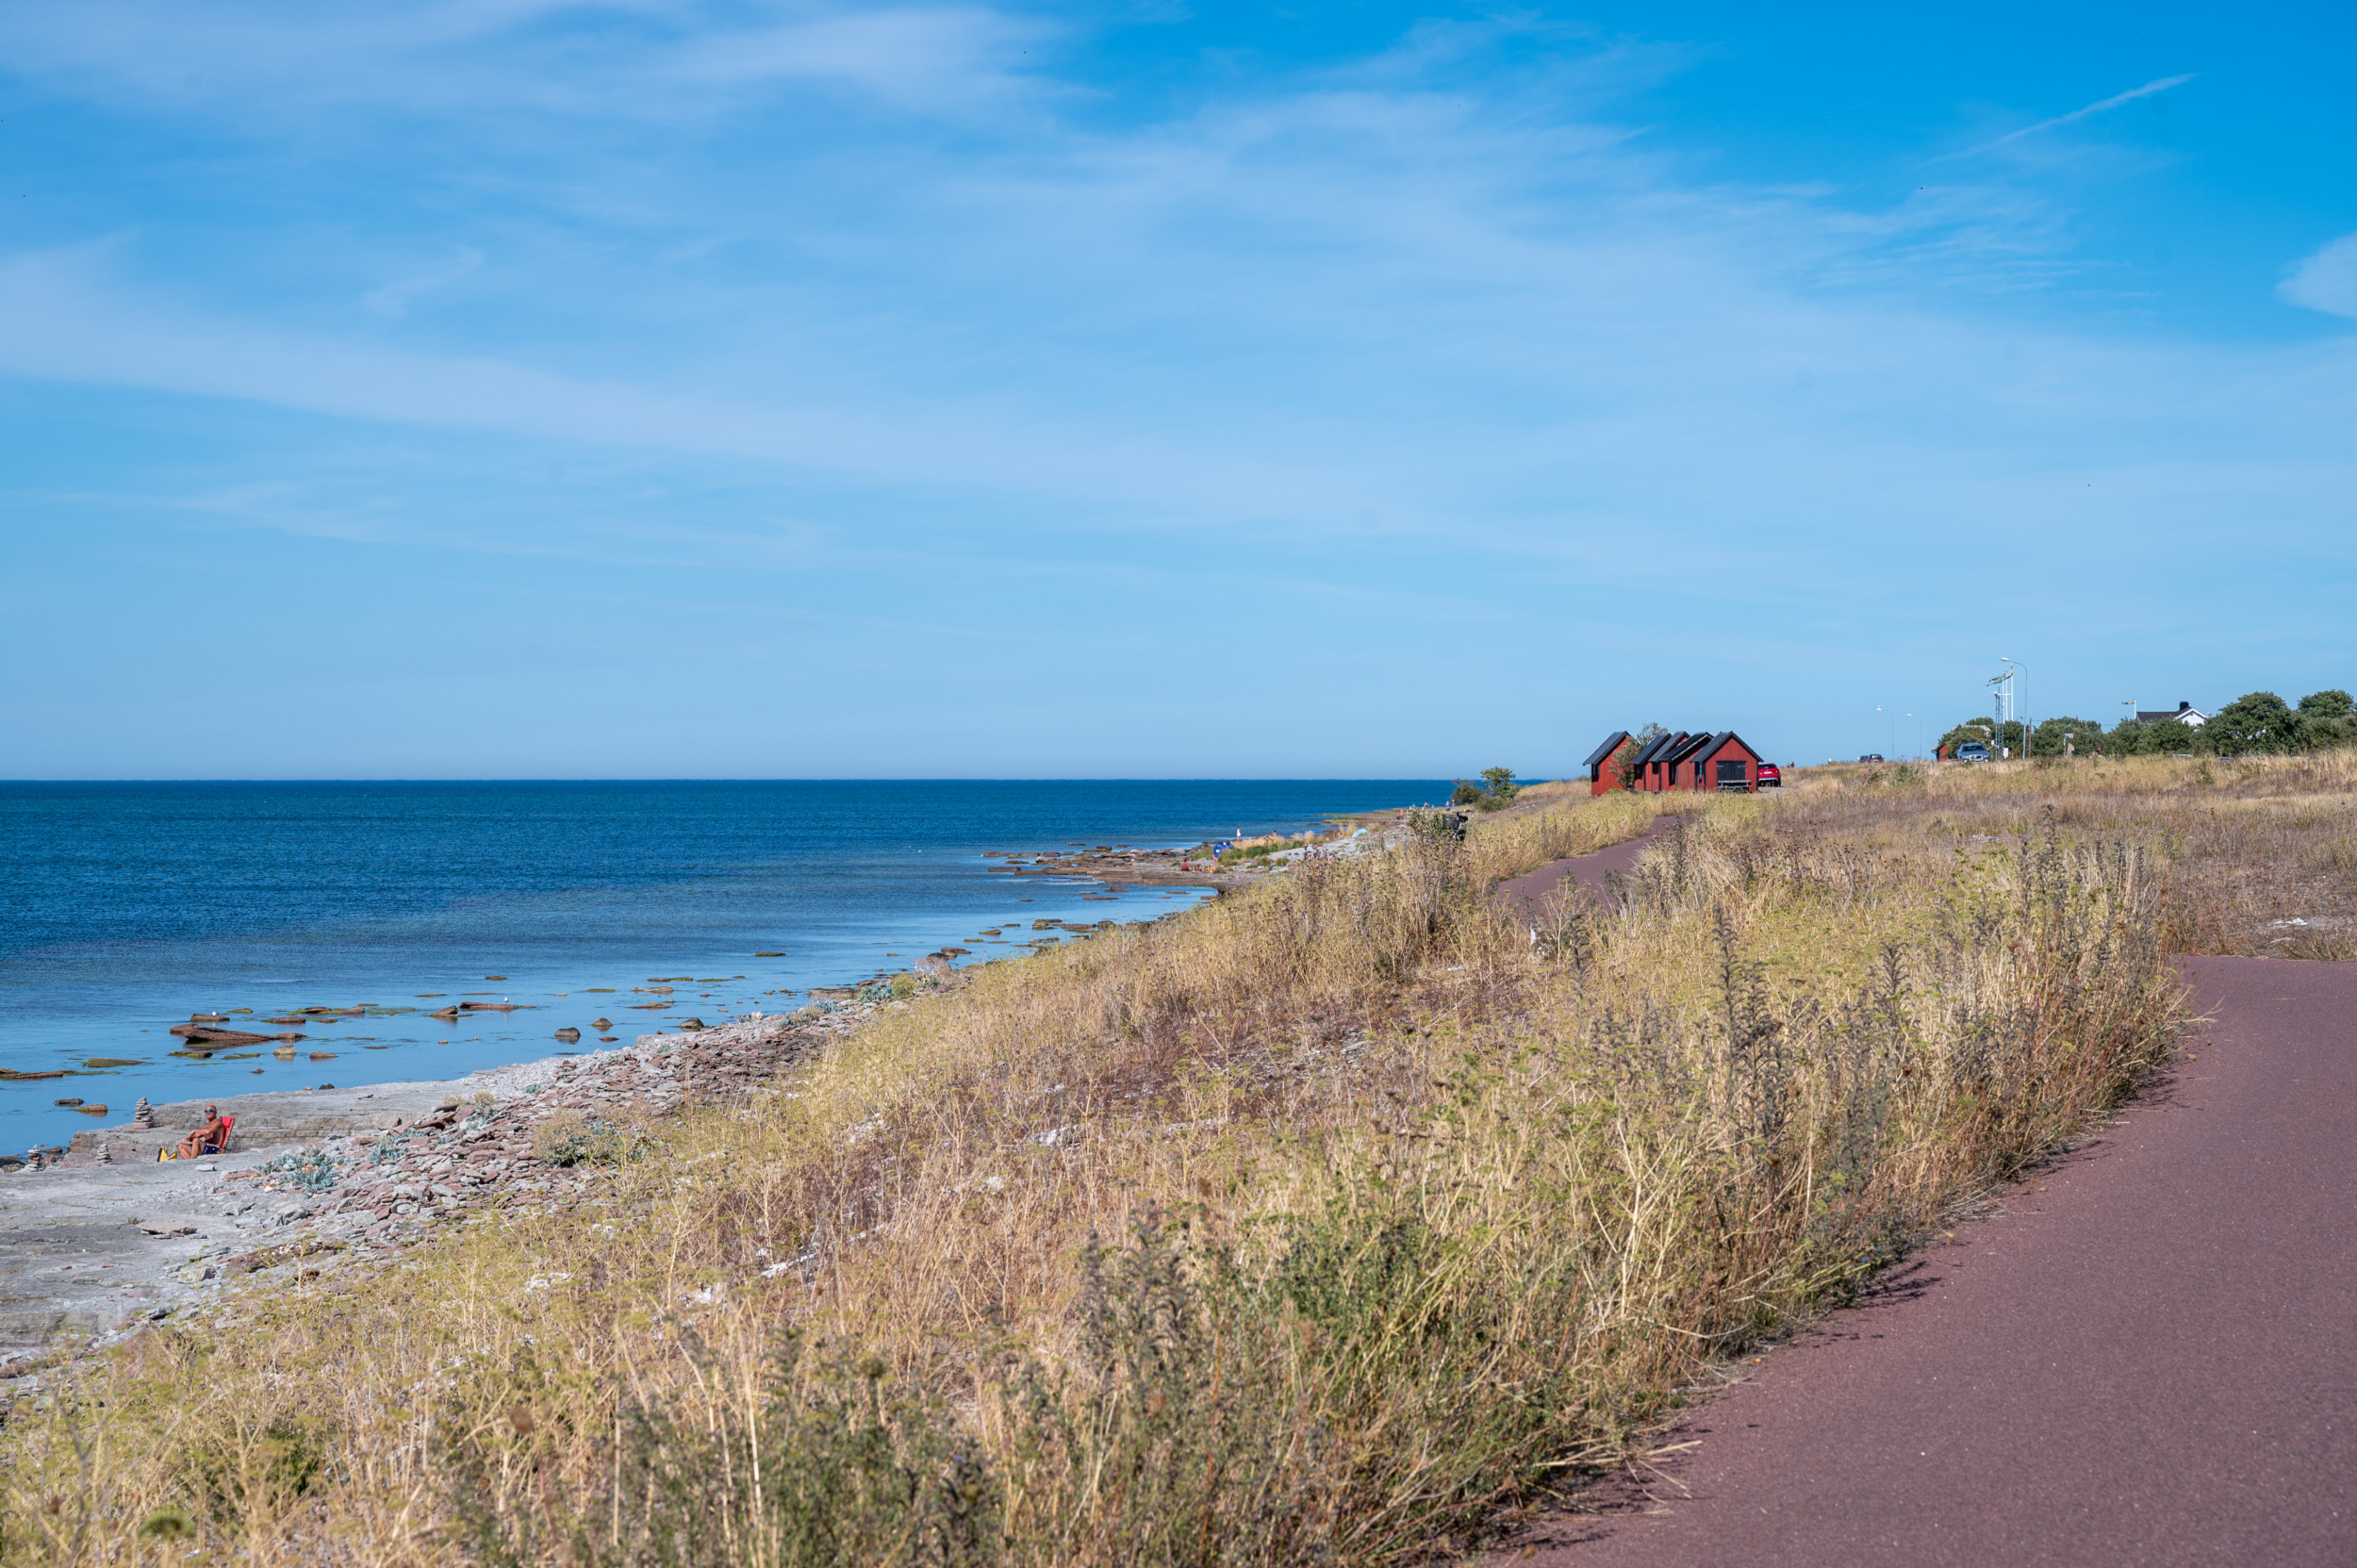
left=156, top=1114, right=235, bottom=1161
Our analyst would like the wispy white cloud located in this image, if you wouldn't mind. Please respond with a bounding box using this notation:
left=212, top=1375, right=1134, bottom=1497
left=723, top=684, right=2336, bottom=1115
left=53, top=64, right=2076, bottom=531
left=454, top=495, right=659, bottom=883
left=1960, top=73, right=2197, bottom=157
left=0, top=18, right=2348, bottom=599
left=659, top=8, right=1048, bottom=109
left=0, top=0, right=1047, bottom=120
left=0, top=246, right=1337, bottom=520
left=2280, top=232, right=2357, bottom=320
left=362, top=248, right=485, bottom=318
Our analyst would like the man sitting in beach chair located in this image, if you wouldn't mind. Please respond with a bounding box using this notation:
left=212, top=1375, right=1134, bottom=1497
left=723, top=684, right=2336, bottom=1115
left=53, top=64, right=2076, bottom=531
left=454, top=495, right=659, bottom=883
left=169, top=1107, right=233, bottom=1161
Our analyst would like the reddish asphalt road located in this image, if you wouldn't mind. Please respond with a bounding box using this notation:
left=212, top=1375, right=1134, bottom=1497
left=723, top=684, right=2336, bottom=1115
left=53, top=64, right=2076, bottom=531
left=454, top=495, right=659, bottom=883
left=1508, top=954, right=2357, bottom=1566
left=1493, top=814, right=1687, bottom=924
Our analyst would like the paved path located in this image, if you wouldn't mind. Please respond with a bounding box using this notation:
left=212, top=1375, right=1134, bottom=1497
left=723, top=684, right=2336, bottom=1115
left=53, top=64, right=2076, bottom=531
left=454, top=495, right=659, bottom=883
left=1508, top=954, right=2357, bottom=1566
left=1493, top=814, right=1687, bottom=925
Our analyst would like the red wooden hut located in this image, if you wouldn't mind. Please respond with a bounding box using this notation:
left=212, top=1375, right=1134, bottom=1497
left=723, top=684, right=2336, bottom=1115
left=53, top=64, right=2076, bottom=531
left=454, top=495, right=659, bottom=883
left=1582, top=730, right=1630, bottom=795
left=1674, top=731, right=1764, bottom=792
left=1626, top=732, right=1678, bottom=792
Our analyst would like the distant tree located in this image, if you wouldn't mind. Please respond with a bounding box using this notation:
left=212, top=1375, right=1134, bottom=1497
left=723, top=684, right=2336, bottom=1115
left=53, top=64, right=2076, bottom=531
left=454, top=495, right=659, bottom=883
left=2106, top=716, right=2201, bottom=756
left=2030, top=717, right=2106, bottom=757
left=1617, top=723, right=1667, bottom=790
left=2298, top=689, right=2355, bottom=749
left=2207, top=691, right=2302, bottom=755
left=1478, top=766, right=1520, bottom=801
left=1937, top=718, right=2022, bottom=756
left=1449, top=780, right=1484, bottom=806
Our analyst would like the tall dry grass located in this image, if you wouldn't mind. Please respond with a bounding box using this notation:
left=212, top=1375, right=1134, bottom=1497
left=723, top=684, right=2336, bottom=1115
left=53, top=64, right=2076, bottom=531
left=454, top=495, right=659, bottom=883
left=1780, top=750, right=2357, bottom=957
left=10, top=754, right=2342, bottom=1565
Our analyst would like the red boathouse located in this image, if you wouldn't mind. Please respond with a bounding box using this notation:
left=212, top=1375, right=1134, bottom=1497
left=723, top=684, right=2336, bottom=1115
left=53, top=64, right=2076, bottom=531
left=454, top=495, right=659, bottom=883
left=1581, top=729, right=1768, bottom=792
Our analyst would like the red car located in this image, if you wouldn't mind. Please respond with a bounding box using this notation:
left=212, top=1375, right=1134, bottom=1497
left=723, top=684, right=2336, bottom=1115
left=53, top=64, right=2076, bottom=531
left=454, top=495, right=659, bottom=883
left=1755, top=763, right=1782, bottom=789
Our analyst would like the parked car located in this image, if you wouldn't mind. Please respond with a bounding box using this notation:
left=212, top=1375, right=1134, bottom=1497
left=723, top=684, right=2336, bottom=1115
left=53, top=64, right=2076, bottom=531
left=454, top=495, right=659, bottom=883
left=1954, top=742, right=1991, bottom=763
left=1755, top=763, right=1782, bottom=789
left=1857, top=753, right=1885, bottom=764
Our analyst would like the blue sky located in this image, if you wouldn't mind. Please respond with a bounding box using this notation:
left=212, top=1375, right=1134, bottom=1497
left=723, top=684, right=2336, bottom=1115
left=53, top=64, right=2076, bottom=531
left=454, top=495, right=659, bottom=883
left=2, top=0, right=2350, bottom=778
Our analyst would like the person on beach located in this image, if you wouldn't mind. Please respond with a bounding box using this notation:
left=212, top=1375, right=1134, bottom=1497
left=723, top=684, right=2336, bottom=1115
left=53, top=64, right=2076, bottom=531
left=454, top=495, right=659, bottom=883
left=176, top=1107, right=229, bottom=1160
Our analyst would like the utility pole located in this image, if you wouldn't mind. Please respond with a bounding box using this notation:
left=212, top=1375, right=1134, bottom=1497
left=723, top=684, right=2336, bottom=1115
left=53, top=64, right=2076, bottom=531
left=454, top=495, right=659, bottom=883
left=2003, top=656, right=2031, bottom=756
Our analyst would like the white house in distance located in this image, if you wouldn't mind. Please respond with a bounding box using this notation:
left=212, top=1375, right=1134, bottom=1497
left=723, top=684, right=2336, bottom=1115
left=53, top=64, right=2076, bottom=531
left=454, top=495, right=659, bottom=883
left=2136, top=701, right=2209, bottom=728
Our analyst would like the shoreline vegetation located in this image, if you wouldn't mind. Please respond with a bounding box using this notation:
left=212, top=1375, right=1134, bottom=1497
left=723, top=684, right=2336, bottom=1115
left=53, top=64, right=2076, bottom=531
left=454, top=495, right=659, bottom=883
left=7, top=754, right=2356, bottom=1564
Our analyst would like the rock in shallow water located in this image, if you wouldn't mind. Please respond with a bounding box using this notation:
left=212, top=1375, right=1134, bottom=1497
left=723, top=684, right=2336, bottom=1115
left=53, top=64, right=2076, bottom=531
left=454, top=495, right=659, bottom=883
left=172, top=1025, right=276, bottom=1047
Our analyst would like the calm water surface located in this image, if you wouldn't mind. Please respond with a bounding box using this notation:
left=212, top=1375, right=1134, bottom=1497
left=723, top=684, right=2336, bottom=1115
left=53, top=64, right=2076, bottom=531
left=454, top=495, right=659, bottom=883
left=0, top=781, right=1438, bottom=1152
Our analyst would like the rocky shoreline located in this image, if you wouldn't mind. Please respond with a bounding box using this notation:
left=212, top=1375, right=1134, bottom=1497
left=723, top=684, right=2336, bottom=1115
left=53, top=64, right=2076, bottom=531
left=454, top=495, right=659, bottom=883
left=988, top=843, right=1252, bottom=888
left=0, top=833, right=1385, bottom=1366
left=0, top=1000, right=891, bottom=1363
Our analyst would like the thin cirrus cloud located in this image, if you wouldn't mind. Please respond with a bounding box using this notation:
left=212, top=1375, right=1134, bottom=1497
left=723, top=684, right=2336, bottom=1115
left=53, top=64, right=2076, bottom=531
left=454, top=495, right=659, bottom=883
left=0, top=13, right=2349, bottom=594
left=362, top=248, right=485, bottom=319
left=0, top=0, right=1047, bottom=118
left=0, top=244, right=1343, bottom=521
left=1955, top=73, right=2198, bottom=157
left=2280, top=234, right=2357, bottom=320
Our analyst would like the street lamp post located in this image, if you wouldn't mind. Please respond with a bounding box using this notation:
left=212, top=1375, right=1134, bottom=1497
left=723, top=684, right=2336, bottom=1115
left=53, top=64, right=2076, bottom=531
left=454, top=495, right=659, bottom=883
left=2002, top=655, right=2031, bottom=756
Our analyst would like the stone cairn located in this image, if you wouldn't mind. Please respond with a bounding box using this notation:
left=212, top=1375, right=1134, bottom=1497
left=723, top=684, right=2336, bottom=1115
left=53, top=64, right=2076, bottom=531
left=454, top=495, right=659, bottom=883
left=132, top=1098, right=155, bottom=1130
left=25, top=1149, right=43, bottom=1171
left=97, top=1143, right=113, bottom=1164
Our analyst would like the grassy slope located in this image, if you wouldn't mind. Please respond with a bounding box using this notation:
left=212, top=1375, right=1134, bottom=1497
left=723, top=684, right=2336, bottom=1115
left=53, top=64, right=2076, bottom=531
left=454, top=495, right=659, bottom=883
left=8, top=755, right=2353, bottom=1564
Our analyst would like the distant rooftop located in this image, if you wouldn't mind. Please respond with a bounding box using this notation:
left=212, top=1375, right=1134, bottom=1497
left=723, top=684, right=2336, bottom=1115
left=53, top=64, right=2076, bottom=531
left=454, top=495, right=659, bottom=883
left=2135, top=701, right=2208, bottom=726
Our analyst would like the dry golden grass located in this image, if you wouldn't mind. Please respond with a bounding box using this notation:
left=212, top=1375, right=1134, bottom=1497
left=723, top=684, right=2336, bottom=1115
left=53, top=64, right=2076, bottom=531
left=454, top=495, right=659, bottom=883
left=7, top=752, right=2349, bottom=1565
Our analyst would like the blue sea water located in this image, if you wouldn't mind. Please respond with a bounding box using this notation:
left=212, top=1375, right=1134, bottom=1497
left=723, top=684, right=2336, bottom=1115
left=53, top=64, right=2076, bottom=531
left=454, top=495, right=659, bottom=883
left=0, top=781, right=1438, bottom=1153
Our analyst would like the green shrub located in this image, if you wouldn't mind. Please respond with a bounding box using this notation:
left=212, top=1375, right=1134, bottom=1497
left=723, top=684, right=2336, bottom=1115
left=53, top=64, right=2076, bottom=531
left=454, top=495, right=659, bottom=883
left=441, top=1339, right=997, bottom=1568
left=531, top=1114, right=651, bottom=1168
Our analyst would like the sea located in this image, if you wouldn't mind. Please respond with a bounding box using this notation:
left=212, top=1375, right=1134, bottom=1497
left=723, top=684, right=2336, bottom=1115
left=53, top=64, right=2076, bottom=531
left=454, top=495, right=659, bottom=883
left=0, top=781, right=1440, bottom=1154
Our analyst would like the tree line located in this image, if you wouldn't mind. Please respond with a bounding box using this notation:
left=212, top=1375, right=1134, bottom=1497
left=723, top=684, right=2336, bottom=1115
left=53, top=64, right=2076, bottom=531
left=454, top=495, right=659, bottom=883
left=1936, top=689, right=2355, bottom=759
